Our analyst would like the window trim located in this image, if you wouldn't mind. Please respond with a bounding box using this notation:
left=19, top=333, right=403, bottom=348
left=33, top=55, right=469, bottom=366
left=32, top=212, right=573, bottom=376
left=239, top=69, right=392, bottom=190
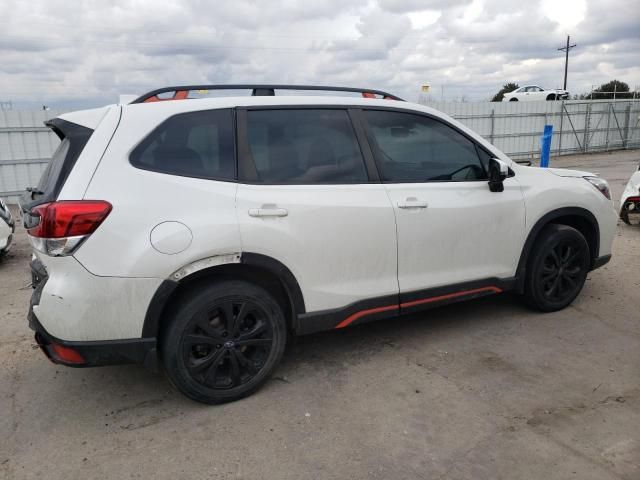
left=128, top=108, right=238, bottom=183
left=236, top=106, right=379, bottom=185
left=358, top=106, right=497, bottom=184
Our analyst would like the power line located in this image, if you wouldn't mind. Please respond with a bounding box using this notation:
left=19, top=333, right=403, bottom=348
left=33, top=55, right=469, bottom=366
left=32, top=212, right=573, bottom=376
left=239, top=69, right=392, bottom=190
left=557, top=35, right=577, bottom=91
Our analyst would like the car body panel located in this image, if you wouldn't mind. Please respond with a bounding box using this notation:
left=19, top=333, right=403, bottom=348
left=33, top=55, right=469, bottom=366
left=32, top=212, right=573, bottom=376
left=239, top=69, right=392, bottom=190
left=514, top=166, right=617, bottom=258
left=385, top=176, right=526, bottom=292
left=236, top=183, right=399, bottom=312
left=619, top=166, right=640, bottom=219
left=32, top=252, right=162, bottom=340
left=25, top=93, right=617, bottom=346
left=77, top=102, right=241, bottom=278
left=0, top=199, right=14, bottom=253
left=57, top=106, right=122, bottom=202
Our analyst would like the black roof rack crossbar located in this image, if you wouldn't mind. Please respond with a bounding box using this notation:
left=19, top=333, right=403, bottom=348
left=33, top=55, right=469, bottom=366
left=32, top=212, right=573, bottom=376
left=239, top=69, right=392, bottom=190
left=130, top=84, right=404, bottom=104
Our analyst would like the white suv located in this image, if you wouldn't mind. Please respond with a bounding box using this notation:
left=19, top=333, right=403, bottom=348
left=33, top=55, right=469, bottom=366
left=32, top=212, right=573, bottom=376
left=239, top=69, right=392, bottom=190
left=21, top=85, right=617, bottom=404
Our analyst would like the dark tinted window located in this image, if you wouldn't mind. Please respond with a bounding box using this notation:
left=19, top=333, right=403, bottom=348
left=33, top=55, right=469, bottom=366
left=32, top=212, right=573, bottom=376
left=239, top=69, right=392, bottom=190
left=38, top=138, right=70, bottom=194
left=27, top=119, right=92, bottom=208
left=246, top=109, right=368, bottom=184
left=130, top=109, right=235, bottom=180
left=365, top=110, right=486, bottom=182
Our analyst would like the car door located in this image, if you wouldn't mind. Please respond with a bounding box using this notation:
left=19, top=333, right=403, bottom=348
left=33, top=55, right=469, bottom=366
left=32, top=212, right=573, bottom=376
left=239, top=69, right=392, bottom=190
left=235, top=107, right=399, bottom=316
left=361, top=109, right=526, bottom=302
left=522, top=86, right=535, bottom=101
left=530, top=86, right=545, bottom=101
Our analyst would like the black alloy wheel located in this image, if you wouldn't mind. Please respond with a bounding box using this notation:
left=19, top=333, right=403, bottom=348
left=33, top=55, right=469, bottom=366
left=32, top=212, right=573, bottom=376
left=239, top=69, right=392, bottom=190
left=523, top=224, right=590, bottom=311
left=537, top=239, right=586, bottom=303
left=162, top=280, right=287, bottom=404
left=183, top=298, right=274, bottom=389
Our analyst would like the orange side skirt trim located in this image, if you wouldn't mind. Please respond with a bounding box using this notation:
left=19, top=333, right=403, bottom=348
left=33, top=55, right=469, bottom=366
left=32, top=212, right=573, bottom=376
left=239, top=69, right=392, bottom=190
left=334, top=286, right=502, bottom=329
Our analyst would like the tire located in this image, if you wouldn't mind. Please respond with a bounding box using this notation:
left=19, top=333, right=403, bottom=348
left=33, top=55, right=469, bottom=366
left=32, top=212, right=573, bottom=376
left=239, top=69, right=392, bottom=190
left=523, top=224, right=590, bottom=312
left=621, top=211, right=630, bottom=225
left=509, top=98, right=518, bottom=102
left=546, top=94, right=557, bottom=101
left=161, top=280, right=287, bottom=404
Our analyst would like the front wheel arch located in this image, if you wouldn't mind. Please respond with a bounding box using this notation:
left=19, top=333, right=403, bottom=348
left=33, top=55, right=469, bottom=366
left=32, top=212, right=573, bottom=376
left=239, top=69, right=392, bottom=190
left=515, top=208, right=599, bottom=293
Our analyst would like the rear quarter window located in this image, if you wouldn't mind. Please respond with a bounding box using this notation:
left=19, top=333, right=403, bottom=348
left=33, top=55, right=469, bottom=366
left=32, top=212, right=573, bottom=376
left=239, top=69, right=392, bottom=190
left=130, top=109, right=235, bottom=180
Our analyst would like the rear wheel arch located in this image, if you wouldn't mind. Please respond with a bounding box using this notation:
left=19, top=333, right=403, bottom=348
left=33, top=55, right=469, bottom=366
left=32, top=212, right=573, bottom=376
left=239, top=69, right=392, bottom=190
left=143, top=253, right=305, bottom=340
left=546, top=94, right=557, bottom=101
left=516, top=207, right=599, bottom=292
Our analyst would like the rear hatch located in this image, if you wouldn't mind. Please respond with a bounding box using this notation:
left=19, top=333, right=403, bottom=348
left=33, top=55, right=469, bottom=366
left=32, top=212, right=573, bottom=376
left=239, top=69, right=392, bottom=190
left=19, top=118, right=94, bottom=225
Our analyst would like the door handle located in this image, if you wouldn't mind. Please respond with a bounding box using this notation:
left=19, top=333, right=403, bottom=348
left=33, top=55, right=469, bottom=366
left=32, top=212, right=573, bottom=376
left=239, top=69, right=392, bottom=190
left=248, top=205, right=289, bottom=217
left=397, top=197, right=428, bottom=209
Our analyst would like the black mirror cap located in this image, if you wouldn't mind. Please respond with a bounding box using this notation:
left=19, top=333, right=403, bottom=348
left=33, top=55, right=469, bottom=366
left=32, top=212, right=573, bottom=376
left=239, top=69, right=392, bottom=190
left=489, top=180, right=505, bottom=192
left=488, top=158, right=506, bottom=192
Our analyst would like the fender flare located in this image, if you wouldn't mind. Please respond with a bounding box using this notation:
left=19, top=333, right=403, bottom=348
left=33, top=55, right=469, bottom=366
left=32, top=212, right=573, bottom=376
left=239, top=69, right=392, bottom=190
left=141, top=252, right=305, bottom=338
left=515, top=207, right=599, bottom=292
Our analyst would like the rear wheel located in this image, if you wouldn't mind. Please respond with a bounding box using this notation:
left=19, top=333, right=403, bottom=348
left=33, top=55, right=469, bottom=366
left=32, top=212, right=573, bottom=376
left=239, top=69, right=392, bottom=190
left=546, top=94, right=557, bottom=101
left=509, top=98, right=518, bottom=101
left=523, top=225, right=590, bottom=312
left=161, top=280, right=287, bottom=404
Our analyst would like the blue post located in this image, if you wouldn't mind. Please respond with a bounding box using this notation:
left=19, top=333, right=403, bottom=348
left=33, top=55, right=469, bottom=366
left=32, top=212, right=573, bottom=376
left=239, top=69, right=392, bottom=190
left=540, top=124, right=553, bottom=168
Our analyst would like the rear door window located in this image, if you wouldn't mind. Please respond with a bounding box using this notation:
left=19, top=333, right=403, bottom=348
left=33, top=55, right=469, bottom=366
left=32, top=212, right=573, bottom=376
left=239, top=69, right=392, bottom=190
left=244, top=109, right=368, bottom=184
left=130, top=109, right=235, bottom=180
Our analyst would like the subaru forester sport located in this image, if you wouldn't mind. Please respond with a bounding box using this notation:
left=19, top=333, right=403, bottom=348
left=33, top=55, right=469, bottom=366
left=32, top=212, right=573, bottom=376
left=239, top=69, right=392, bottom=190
left=21, top=85, right=617, bottom=404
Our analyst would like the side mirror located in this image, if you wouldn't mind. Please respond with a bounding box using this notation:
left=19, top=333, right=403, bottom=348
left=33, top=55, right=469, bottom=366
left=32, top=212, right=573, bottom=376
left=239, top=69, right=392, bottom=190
left=488, top=158, right=509, bottom=192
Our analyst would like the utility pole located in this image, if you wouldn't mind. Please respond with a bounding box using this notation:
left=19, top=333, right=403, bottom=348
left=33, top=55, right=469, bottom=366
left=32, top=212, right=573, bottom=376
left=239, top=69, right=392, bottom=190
left=557, top=35, right=577, bottom=90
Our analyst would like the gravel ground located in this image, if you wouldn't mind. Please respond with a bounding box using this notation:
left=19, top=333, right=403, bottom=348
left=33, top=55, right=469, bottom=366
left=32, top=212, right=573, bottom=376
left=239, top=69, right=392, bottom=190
left=1, top=150, right=639, bottom=480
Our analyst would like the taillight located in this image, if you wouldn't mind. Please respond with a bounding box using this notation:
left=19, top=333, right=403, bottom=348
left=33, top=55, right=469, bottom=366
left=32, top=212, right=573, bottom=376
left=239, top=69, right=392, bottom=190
left=27, top=201, right=112, bottom=256
left=624, top=196, right=640, bottom=211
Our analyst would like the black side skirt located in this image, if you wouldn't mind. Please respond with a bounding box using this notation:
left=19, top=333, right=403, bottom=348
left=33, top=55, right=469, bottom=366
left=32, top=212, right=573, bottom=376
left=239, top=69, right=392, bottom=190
left=297, top=277, right=516, bottom=335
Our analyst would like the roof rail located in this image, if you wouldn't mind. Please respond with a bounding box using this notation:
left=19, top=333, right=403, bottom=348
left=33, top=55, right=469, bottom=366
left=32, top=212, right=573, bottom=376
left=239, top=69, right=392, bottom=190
left=130, top=84, right=404, bottom=104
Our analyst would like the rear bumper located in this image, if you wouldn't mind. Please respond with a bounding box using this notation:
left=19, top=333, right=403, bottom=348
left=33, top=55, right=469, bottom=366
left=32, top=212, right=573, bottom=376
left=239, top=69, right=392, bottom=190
left=29, top=309, right=157, bottom=369
left=28, top=256, right=158, bottom=369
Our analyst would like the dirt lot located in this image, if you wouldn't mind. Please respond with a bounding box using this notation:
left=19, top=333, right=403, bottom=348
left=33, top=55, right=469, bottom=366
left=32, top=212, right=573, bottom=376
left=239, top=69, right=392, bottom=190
left=1, top=151, right=639, bottom=480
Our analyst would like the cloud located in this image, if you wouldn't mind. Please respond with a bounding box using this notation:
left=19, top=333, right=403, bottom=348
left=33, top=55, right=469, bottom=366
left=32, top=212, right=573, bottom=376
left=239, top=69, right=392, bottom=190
left=0, top=0, right=638, bottom=107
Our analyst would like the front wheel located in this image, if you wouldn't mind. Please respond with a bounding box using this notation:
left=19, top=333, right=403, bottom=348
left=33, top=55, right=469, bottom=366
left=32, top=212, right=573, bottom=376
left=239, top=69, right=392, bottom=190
left=161, top=280, right=287, bottom=404
left=523, top=224, right=590, bottom=312
left=509, top=98, right=518, bottom=102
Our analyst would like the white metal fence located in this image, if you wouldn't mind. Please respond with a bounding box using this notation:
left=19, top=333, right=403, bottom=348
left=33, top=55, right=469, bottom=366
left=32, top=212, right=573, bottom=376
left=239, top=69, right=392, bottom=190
left=422, top=99, right=640, bottom=160
left=1, top=100, right=639, bottom=202
left=0, top=109, right=65, bottom=203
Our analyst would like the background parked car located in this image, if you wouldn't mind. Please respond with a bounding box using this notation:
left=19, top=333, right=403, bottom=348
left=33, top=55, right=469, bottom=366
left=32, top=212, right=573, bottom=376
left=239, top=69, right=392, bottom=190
left=0, top=197, right=14, bottom=257
left=620, top=162, right=640, bottom=224
left=503, top=85, right=570, bottom=102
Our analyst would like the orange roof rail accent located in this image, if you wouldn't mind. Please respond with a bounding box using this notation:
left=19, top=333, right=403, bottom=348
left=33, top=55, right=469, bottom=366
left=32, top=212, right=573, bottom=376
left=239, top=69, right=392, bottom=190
left=143, top=90, right=189, bottom=103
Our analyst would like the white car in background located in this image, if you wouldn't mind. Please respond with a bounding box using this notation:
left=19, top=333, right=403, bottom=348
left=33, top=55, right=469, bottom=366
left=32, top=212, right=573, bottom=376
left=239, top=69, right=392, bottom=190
left=503, top=85, right=570, bottom=102
left=620, top=162, right=640, bottom=224
left=0, top=198, right=15, bottom=257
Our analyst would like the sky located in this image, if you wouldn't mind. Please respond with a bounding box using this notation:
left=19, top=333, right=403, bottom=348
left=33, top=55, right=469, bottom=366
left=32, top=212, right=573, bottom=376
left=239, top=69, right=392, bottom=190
left=1, top=0, right=639, bottom=108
